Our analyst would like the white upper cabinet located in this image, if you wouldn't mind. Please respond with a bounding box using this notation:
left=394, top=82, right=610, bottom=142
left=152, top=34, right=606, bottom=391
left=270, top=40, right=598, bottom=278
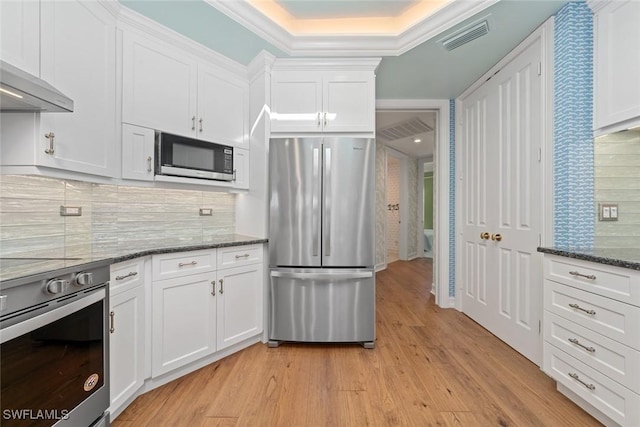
left=270, top=59, right=380, bottom=134
left=121, top=124, right=155, bottom=181
left=122, top=32, right=197, bottom=137
left=0, top=0, right=39, bottom=76
left=37, top=1, right=116, bottom=177
left=592, top=0, right=640, bottom=131
left=122, top=32, right=249, bottom=148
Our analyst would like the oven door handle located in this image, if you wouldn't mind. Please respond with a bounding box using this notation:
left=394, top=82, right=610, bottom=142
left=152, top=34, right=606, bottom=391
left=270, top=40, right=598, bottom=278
left=1, top=288, right=106, bottom=344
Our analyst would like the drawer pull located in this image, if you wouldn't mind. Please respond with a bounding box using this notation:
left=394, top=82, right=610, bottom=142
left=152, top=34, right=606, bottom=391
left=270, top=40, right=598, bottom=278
left=115, top=271, right=138, bottom=281
left=569, top=270, right=596, bottom=280
left=178, top=261, right=198, bottom=267
left=568, top=338, right=596, bottom=353
left=235, top=254, right=250, bottom=259
left=568, top=303, right=596, bottom=316
left=568, top=373, right=596, bottom=391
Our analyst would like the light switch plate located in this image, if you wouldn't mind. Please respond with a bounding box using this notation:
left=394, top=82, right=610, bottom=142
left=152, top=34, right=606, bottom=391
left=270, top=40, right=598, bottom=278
left=599, top=203, right=618, bottom=221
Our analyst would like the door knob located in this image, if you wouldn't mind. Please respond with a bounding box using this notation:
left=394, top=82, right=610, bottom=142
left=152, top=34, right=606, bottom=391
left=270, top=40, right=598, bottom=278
left=491, top=233, right=502, bottom=242
left=480, top=232, right=490, bottom=240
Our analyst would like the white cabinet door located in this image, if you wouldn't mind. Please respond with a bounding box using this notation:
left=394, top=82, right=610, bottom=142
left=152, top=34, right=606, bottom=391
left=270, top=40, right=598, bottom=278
left=271, top=71, right=323, bottom=132
left=216, top=264, right=263, bottom=350
left=109, top=285, right=145, bottom=417
left=122, top=32, right=197, bottom=137
left=0, top=0, right=39, bottom=76
left=594, top=0, right=640, bottom=130
left=323, top=71, right=375, bottom=132
left=122, top=124, right=155, bottom=181
left=152, top=272, right=217, bottom=377
left=36, top=1, right=116, bottom=177
left=198, top=65, right=249, bottom=147
left=232, top=148, right=249, bottom=190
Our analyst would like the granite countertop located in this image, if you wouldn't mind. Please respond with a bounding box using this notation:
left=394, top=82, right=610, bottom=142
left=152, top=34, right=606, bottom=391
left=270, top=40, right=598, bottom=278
left=537, top=246, right=640, bottom=271
left=0, top=234, right=268, bottom=284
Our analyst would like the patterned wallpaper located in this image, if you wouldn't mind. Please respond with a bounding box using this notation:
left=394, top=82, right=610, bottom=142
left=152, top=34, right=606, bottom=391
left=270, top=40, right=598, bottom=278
left=386, top=157, right=400, bottom=252
left=0, top=175, right=236, bottom=258
left=375, top=141, right=387, bottom=267
left=553, top=1, right=594, bottom=248
left=594, top=128, right=640, bottom=247
left=407, top=157, right=418, bottom=258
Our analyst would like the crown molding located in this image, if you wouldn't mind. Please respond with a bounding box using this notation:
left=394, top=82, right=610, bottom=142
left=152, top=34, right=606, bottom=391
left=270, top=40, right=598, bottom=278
left=247, top=50, right=277, bottom=80
left=205, top=0, right=499, bottom=57
left=586, top=0, right=608, bottom=14
left=271, top=57, right=382, bottom=72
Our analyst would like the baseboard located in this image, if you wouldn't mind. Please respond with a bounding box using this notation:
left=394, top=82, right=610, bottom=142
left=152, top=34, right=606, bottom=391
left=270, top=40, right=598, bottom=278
left=375, top=263, right=387, bottom=272
left=557, top=384, right=617, bottom=426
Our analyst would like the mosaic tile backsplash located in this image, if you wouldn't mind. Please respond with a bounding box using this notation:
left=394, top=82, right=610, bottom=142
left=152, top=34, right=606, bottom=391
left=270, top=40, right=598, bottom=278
left=594, top=128, right=640, bottom=248
left=0, top=175, right=236, bottom=259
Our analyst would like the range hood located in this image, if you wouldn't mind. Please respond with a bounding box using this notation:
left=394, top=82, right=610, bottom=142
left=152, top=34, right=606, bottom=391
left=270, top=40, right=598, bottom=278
left=0, top=60, right=73, bottom=112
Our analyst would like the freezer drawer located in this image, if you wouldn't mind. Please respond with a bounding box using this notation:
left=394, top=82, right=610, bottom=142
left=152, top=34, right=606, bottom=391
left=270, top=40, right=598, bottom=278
left=269, top=269, right=375, bottom=344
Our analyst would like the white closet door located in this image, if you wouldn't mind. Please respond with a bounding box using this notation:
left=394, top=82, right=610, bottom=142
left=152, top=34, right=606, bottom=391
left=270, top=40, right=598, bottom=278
left=460, top=36, right=543, bottom=365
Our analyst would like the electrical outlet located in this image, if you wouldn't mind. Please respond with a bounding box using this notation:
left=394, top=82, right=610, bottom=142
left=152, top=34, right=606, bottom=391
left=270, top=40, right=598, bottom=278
left=599, top=203, right=618, bottom=221
left=199, top=208, right=213, bottom=216
left=60, top=206, right=82, bottom=216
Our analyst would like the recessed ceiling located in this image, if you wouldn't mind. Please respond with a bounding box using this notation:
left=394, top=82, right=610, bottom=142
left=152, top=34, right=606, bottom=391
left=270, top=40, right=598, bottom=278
left=275, top=0, right=421, bottom=19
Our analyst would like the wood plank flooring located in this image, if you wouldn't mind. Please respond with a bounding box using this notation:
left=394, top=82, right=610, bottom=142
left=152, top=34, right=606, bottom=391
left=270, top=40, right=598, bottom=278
left=113, top=258, right=601, bottom=426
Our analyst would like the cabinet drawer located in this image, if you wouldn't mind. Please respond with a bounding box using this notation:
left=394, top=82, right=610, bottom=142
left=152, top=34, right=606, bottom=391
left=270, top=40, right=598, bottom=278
left=544, top=256, right=640, bottom=305
left=217, top=244, right=263, bottom=269
left=544, top=280, right=640, bottom=348
left=544, top=342, right=640, bottom=427
left=152, top=249, right=216, bottom=280
left=111, top=258, right=145, bottom=295
left=544, top=311, right=640, bottom=392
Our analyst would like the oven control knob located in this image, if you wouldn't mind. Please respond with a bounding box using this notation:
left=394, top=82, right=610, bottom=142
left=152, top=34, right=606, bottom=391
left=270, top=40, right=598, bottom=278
left=46, top=279, right=69, bottom=294
left=74, top=272, right=94, bottom=287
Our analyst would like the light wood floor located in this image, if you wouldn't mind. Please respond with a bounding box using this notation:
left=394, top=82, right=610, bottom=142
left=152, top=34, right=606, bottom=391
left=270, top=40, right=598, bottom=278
left=113, top=258, right=601, bottom=426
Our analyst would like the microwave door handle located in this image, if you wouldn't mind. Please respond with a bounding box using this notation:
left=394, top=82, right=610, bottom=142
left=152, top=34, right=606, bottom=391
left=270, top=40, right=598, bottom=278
left=0, top=289, right=105, bottom=344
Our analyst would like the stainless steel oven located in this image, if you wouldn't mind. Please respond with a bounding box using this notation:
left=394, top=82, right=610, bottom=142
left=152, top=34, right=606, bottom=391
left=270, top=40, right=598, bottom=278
left=0, top=261, right=110, bottom=427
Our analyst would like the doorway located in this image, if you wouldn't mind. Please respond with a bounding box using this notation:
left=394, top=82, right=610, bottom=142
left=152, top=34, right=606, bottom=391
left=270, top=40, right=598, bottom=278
left=386, top=154, right=401, bottom=263
left=422, top=161, right=434, bottom=259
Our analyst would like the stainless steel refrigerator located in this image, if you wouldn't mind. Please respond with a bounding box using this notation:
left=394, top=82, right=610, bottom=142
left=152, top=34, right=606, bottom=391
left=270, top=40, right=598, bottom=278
left=268, top=137, right=375, bottom=348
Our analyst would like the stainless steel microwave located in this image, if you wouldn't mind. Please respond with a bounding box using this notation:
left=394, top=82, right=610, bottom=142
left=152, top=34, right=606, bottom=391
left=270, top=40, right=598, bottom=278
left=156, top=132, right=234, bottom=181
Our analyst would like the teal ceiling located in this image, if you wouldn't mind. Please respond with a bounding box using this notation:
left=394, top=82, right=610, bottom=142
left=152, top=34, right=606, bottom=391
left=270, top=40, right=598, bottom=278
left=120, top=0, right=571, bottom=98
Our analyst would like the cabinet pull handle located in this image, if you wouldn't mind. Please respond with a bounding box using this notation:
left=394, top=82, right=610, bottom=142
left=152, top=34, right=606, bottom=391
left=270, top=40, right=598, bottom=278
left=235, top=254, right=250, bottom=259
left=569, top=271, right=596, bottom=280
left=323, top=112, right=327, bottom=127
left=219, top=278, right=224, bottom=294
left=199, top=117, right=203, bottom=132
left=317, top=112, right=321, bottom=126
left=178, top=261, right=198, bottom=267
left=44, top=132, right=55, bottom=155
left=568, top=338, right=596, bottom=353
left=211, top=280, right=216, bottom=296
left=568, top=373, right=596, bottom=391
left=192, top=116, right=196, bottom=130
left=568, top=303, right=596, bottom=316
left=115, top=271, right=138, bottom=281
left=233, top=169, right=237, bottom=182
left=147, top=156, right=153, bottom=172
left=109, top=311, right=115, bottom=333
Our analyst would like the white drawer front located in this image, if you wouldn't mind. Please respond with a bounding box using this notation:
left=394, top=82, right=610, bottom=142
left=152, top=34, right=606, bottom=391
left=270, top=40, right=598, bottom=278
left=110, top=258, right=145, bottom=295
left=544, top=343, right=640, bottom=427
left=544, top=280, right=640, bottom=348
left=152, top=249, right=216, bottom=280
left=544, top=311, right=640, bottom=393
left=544, top=256, right=640, bottom=306
left=217, top=244, right=263, bottom=269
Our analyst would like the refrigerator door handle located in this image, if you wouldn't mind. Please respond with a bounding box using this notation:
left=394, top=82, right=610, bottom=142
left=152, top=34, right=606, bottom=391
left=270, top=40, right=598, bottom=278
left=271, top=271, right=373, bottom=280
left=324, top=147, right=331, bottom=257
left=312, top=147, right=320, bottom=257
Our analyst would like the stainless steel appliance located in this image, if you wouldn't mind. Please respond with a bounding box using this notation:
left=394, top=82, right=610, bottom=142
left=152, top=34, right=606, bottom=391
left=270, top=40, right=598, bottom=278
left=0, top=60, right=74, bottom=112
left=268, top=137, right=375, bottom=348
left=0, top=260, right=110, bottom=427
left=156, top=131, right=234, bottom=182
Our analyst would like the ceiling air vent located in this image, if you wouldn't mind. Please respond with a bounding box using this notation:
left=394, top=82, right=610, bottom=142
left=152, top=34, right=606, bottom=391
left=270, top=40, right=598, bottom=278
left=440, top=20, right=490, bottom=51
left=377, top=117, right=433, bottom=142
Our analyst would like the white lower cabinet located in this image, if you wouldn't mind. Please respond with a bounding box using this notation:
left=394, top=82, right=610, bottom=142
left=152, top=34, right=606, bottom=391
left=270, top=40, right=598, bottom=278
left=109, top=258, right=146, bottom=419
left=152, top=271, right=217, bottom=377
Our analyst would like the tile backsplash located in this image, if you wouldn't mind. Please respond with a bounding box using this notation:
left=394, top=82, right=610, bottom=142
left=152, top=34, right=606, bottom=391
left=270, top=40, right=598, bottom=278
left=594, top=128, right=640, bottom=248
left=0, top=175, right=236, bottom=258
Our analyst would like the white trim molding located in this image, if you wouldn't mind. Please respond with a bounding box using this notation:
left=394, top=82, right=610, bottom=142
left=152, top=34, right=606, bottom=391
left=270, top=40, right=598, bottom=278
left=376, top=99, right=451, bottom=309
left=205, top=0, right=499, bottom=57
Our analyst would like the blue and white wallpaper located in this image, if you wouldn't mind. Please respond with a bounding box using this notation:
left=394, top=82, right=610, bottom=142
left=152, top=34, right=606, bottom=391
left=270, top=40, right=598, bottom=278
left=449, top=99, right=456, bottom=298
left=553, top=1, right=594, bottom=247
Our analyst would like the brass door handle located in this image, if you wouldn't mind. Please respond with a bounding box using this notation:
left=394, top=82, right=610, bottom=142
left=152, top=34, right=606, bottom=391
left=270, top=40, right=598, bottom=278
left=491, top=233, right=502, bottom=242
left=480, top=232, right=490, bottom=240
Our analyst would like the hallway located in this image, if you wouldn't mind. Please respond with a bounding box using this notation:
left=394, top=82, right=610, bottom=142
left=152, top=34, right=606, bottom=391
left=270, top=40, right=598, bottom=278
left=113, top=259, right=599, bottom=426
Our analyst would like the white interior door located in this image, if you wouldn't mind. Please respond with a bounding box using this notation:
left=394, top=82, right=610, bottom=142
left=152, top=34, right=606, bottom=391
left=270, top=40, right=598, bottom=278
left=460, top=37, right=543, bottom=365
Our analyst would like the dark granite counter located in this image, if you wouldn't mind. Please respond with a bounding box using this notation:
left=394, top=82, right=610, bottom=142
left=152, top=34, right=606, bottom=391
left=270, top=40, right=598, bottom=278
left=537, top=247, right=640, bottom=271
left=0, top=234, right=268, bottom=284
